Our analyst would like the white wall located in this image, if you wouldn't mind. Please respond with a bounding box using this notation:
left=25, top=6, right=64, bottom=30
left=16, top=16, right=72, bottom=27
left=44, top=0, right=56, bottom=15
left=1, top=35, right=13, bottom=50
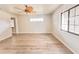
left=17, top=14, right=52, bottom=33
left=52, top=4, right=79, bottom=53
left=0, top=10, right=17, bottom=40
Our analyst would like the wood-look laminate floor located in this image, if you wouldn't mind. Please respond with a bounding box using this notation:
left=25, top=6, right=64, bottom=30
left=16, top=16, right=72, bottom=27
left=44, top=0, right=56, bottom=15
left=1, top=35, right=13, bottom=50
left=0, top=34, right=72, bottom=54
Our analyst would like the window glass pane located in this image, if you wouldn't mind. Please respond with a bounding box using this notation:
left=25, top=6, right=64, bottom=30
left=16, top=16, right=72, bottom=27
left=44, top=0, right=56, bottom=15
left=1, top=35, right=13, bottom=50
left=69, top=25, right=75, bottom=32
left=76, top=6, right=79, bottom=16
left=62, top=11, right=68, bottom=24
left=70, top=8, right=75, bottom=17
left=61, top=11, right=68, bottom=31
left=69, top=8, right=75, bottom=33
left=75, top=26, right=79, bottom=34
left=69, top=17, right=74, bottom=25
left=62, top=17, right=68, bottom=25
left=75, top=16, right=79, bottom=25
left=62, top=25, right=68, bottom=31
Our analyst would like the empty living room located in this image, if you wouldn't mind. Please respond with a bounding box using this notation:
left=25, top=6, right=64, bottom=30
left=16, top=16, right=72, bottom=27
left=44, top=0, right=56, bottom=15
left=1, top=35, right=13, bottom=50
left=0, top=4, right=79, bottom=54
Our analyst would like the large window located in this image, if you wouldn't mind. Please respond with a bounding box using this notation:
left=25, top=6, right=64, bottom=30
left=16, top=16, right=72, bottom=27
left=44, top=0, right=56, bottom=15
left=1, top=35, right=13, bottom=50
left=61, top=4, right=79, bottom=35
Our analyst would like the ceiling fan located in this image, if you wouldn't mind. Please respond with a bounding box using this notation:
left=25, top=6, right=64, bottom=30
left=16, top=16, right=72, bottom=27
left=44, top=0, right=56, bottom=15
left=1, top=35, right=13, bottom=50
left=24, top=5, right=33, bottom=13
left=14, top=5, right=35, bottom=14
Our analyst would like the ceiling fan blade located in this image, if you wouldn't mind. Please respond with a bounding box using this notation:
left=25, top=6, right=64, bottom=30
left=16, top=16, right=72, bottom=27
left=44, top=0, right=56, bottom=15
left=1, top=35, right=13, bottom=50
left=14, top=7, right=25, bottom=12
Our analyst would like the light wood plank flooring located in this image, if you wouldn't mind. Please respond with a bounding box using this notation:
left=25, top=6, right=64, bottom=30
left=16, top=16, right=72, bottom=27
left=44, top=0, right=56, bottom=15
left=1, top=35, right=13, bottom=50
left=0, top=34, right=73, bottom=54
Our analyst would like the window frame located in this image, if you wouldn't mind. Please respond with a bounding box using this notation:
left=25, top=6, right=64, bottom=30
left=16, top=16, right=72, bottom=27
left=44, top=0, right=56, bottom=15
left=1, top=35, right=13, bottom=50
left=61, top=4, right=79, bottom=36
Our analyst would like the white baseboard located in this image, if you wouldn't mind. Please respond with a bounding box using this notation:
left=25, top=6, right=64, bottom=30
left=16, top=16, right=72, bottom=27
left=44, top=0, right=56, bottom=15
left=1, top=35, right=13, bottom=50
left=51, top=33, right=76, bottom=54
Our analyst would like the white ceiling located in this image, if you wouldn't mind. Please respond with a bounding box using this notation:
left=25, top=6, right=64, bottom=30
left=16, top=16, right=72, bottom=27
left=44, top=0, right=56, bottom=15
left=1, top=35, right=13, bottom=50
left=0, top=4, right=61, bottom=15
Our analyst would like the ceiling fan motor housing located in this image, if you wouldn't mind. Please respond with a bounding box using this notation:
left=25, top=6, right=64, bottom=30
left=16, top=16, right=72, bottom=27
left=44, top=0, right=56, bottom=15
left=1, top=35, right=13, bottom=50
left=25, top=6, right=33, bottom=13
